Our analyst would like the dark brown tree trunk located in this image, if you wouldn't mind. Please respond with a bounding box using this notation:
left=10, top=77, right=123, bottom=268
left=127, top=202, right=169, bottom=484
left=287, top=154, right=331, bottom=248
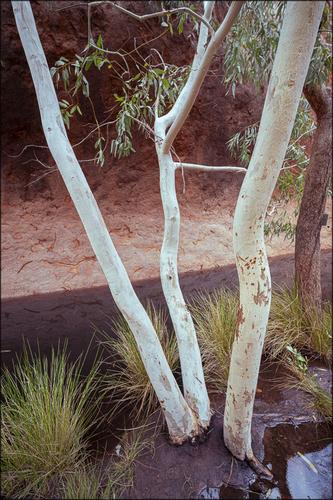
left=295, top=85, right=332, bottom=310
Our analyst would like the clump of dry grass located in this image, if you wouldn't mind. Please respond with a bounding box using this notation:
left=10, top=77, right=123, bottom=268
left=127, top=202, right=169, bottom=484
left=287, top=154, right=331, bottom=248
left=278, top=362, right=332, bottom=423
left=98, top=302, right=179, bottom=422
left=61, top=427, right=152, bottom=499
left=190, top=289, right=238, bottom=392
left=265, top=286, right=332, bottom=363
left=265, top=286, right=332, bottom=423
left=1, top=342, right=102, bottom=499
left=189, top=285, right=331, bottom=423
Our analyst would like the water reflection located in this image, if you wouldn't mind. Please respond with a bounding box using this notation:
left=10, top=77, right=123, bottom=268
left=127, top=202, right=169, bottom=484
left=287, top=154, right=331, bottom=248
left=199, top=422, right=332, bottom=499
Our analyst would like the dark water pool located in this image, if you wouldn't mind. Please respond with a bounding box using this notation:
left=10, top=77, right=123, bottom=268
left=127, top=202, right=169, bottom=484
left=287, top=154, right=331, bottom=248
left=200, top=421, right=332, bottom=499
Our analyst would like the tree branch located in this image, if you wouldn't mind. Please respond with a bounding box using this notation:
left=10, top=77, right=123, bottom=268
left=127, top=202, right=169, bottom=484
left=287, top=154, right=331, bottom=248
left=87, top=1, right=215, bottom=35
left=175, top=162, right=246, bottom=172
left=161, top=1, right=244, bottom=155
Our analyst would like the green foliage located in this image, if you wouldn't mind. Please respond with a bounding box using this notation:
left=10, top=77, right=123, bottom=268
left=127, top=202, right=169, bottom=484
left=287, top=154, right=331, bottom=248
left=51, top=33, right=189, bottom=165
left=306, top=3, right=332, bottom=87
left=224, top=1, right=331, bottom=240
left=190, top=289, right=238, bottom=392
left=110, top=64, right=189, bottom=158
left=227, top=96, right=316, bottom=241
left=59, top=99, right=82, bottom=130
left=264, top=215, right=297, bottom=241
left=1, top=343, right=102, bottom=499
left=227, top=96, right=314, bottom=175
left=160, top=1, right=201, bottom=35
left=285, top=345, right=308, bottom=373
left=97, top=302, right=179, bottom=422
left=223, top=1, right=332, bottom=93
left=224, top=1, right=284, bottom=94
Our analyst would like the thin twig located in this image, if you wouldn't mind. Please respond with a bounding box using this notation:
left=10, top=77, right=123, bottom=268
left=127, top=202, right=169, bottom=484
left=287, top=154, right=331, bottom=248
left=4, top=144, right=48, bottom=158
left=88, top=1, right=215, bottom=36
left=175, top=162, right=246, bottom=172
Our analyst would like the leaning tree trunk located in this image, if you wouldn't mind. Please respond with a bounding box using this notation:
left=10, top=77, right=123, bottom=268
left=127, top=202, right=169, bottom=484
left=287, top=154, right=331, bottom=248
left=155, top=1, right=243, bottom=429
left=295, top=84, right=332, bottom=311
left=12, top=0, right=200, bottom=444
left=223, top=1, right=325, bottom=463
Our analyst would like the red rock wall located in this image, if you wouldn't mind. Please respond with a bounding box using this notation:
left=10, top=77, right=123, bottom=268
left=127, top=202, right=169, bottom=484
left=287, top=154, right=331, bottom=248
left=1, top=0, right=264, bottom=198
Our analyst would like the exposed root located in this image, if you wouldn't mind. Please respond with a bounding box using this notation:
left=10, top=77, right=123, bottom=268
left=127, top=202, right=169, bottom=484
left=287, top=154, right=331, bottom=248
left=246, top=453, right=274, bottom=481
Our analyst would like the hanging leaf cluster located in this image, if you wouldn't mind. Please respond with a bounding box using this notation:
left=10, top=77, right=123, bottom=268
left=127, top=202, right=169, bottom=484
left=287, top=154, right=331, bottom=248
left=223, top=1, right=331, bottom=94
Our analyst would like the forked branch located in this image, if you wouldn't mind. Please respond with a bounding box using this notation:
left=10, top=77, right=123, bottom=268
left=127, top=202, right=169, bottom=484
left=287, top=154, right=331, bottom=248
left=88, top=1, right=215, bottom=35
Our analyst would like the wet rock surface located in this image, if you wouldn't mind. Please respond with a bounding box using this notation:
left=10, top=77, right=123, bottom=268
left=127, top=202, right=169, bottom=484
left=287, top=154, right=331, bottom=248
left=127, top=367, right=332, bottom=499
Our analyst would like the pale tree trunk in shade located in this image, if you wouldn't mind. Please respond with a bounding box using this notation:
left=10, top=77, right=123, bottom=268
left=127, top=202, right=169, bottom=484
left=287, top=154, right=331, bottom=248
left=223, top=1, right=325, bottom=463
left=295, top=85, right=332, bottom=311
left=155, top=1, right=243, bottom=429
left=12, top=0, right=201, bottom=444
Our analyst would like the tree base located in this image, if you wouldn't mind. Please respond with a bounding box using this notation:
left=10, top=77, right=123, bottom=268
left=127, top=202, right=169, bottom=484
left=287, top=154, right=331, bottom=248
left=167, top=422, right=211, bottom=447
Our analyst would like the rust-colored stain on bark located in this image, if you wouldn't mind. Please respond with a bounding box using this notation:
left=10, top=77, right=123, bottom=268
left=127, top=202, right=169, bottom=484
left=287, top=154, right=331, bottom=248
left=253, top=282, right=269, bottom=306
left=160, top=374, right=172, bottom=392
left=243, top=389, right=254, bottom=406
left=235, top=305, right=245, bottom=341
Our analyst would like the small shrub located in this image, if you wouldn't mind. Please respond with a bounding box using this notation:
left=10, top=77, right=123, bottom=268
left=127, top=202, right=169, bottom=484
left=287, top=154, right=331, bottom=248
left=190, top=289, right=238, bottom=392
left=1, top=343, right=101, bottom=499
left=99, top=302, right=179, bottom=422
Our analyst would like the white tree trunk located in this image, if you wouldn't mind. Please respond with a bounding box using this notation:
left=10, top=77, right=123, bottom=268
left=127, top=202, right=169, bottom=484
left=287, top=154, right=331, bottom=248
left=155, top=1, right=243, bottom=428
left=223, top=1, right=325, bottom=461
left=12, top=0, right=200, bottom=444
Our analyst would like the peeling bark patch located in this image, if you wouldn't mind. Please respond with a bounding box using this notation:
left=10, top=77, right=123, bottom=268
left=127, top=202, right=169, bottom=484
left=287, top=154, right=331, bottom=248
left=253, top=282, right=269, bottom=306
left=243, top=389, right=253, bottom=406
left=235, top=305, right=245, bottom=341
left=160, top=374, right=172, bottom=392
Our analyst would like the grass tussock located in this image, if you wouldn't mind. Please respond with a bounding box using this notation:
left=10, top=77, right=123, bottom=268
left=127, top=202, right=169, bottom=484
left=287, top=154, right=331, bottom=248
left=277, top=363, right=332, bottom=423
left=99, top=302, right=179, bottom=422
left=1, top=343, right=101, bottom=499
left=265, top=286, right=332, bottom=363
left=61, top=428, right=151, bottom=499
left=265, top=286, right=332, bottom=423
left=189, top=285, right=331, bottom=423
left=190, top=289, right=238, bottom=392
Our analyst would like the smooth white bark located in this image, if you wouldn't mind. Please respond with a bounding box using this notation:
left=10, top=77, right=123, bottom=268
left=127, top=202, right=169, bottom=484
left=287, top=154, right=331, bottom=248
left=161, top=1, right=244, bottom=154
left=223, top=1, right=325, bottom=460
left=12, top=0, right=199, bottom=444
left=155, top=1, right=243, bottom=428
